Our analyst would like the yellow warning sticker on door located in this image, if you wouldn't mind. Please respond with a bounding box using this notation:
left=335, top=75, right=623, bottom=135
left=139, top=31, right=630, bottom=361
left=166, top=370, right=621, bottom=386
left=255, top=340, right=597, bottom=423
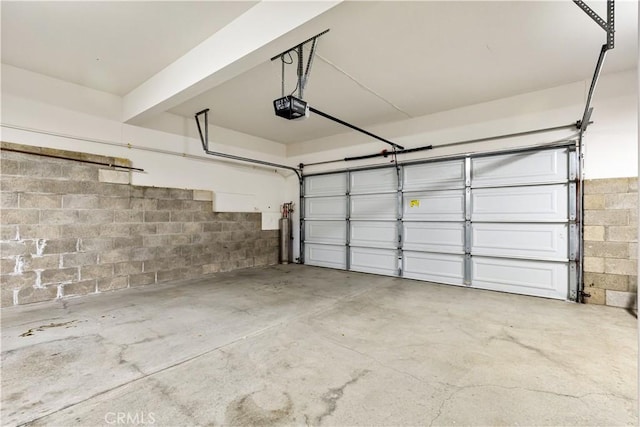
left=410, top=199, right=420, bottom=208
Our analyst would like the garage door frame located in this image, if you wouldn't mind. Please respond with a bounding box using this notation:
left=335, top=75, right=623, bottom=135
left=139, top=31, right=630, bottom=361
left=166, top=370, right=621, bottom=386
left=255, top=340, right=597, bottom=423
left=300, top=142, right=579, bottom=301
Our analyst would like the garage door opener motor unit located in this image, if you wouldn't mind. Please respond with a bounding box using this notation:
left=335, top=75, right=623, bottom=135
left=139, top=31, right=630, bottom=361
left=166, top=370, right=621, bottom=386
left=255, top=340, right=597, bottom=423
left=271, top=30, right=404, bottom=151
left=274, top=95, right=308, bottom=120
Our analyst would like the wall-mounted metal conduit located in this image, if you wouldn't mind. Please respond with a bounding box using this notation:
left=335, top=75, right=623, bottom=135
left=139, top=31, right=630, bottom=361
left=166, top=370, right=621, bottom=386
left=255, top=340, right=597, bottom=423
left=194, top=109, right=302, bottom=182
left=0, top=123, right=290, bottom=177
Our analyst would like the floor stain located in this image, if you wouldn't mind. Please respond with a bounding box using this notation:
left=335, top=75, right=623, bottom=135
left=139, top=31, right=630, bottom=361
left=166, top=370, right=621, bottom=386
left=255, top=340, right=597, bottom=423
left=255, top=281, right=291, bottom=293
left=500, top=332, right=560, bottom=365
left=225, top=391, right=293, bottom=426
left=311, top=369, right=370, bottom=425
left=11, top=348, right=79, bottom=375
left=19, top=320, right=78, bottom=337
left=5, top=391, right=23, bottom=402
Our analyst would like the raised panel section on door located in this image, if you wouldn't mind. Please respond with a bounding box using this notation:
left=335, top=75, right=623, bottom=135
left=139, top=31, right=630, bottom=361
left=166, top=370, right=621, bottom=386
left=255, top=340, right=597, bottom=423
left=471, top=184, right=568, bottom=222
left=403, top=159, right=465, bottom=191
left=403, top=252, right=464, bottom=286
left=471, top=223, right=568, bottom=261
left=350, top=221, right=397, bottom=249
left=304, top=196, right=347, bottom=220
left=350, top=193, right=397, bottom=220
left=350, top=247, right=397, bottom=276
left=304, top=173, right=347, bottom=197
left=350, top=168, right=397, bottom=194
left=402, top=190, right=465, bottom=221
left=304, top=243, right=347, bottom=269
left=304, top=221, right=346, bottom=245
left=402, top=222, right=465, bottom=254
left=471, top=148, right=568, bottom=188
left=471, top=256, right=568, bottom=299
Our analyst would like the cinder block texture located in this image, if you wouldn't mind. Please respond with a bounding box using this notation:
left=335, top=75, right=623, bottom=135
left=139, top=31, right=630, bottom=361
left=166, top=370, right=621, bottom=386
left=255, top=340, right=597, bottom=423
left=583, top=178, right=638, bottom=306
left=583, top=225, right=605, bottom=242
left=0, top=143, right=278, bottom=307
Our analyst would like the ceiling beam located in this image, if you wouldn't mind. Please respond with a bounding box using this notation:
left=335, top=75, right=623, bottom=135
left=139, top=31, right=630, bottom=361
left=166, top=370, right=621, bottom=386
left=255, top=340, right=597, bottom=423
left=122, top=1, right=341, bottom=124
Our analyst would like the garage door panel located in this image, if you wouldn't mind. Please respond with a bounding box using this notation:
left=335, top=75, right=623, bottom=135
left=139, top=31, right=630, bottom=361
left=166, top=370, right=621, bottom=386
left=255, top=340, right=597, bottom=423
left=472, top=149, right=568, bottom=188
left=350, top=169, right=398, bottom=194
left=350, top=247, right=397, bottom=276
left=471, top=184, right=568, bottom=222
left=403, top=190, right=465, bottom=221
left=403, top=222, right=465, bottom=254
left=304, top=173, right=347, bottom=197
left=403, top=252, right=465, bottom=286
left=351, top=193, right=397, bottom=219
left=472, top=256, right=567, bottom=299
left=303, top=146, right=572, bottom=301
left=304, top=221, right=346, bottom=245
left=472, top=223, right=568, bottom=260
left=350, top=221, right=397, bottom=249
left=403, top=160, right=465, bottom=191
left=305, top=196, right=347, bottom=220
left=304, top=244, right=346, bottom=269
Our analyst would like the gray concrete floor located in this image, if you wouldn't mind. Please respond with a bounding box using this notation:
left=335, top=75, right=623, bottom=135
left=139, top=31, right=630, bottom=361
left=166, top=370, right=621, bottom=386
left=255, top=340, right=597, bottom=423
left=1, top=265, right=637, bottom=426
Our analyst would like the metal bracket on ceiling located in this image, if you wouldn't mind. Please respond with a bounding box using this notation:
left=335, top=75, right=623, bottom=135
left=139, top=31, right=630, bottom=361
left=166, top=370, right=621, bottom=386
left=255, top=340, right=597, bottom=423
left=271, top=29, right=329, bottom=99
left=573, top=0, right=615, bottom=50
left=572, top=0, right=615, bottom=134
left=270, top=29, right=404, bottom=151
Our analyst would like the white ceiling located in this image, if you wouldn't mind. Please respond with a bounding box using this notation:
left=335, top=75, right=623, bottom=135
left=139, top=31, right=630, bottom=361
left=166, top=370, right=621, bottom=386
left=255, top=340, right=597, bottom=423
left=2, top=1, right=638, bottom=146
left=1, top=1, right=257, bottom=95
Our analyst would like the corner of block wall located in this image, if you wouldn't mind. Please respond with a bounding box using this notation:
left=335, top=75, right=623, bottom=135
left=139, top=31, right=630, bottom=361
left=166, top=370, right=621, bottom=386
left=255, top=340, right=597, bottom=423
left=193, top=190, right=214, bottom=202
left=99, top=169, right=131, bottom=185
left=605, top=290, right=638, bottom=309
left=193, top=190, right=214, bottom=211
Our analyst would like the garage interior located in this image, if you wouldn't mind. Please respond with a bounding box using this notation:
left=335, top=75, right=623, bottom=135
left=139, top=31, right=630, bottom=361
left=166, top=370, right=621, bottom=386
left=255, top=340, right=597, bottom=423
left=0, top=1, right=638, bottom=426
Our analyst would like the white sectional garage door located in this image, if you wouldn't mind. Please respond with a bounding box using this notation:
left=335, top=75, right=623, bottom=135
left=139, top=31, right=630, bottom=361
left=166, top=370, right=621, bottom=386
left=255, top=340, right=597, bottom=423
left=304, top=173, right=348, bottom=269
left=302, top=145, right=578, bottom=301
left=402, top=159, right=466, bottom=285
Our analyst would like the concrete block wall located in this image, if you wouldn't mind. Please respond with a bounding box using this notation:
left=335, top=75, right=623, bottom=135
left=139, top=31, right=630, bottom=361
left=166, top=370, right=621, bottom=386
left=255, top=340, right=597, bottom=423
left=0, top=142, right=278, bottom=307
left=583, top=178, right=638, bottom=308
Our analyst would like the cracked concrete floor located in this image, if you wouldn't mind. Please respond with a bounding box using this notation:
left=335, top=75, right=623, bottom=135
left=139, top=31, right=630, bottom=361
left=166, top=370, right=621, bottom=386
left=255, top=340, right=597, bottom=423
left=1, top=264, right=637, bottom=426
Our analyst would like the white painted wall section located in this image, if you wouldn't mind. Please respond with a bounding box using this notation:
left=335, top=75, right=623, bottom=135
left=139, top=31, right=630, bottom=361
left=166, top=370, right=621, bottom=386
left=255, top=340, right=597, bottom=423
left=1, top=67, right=293, bottom=230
